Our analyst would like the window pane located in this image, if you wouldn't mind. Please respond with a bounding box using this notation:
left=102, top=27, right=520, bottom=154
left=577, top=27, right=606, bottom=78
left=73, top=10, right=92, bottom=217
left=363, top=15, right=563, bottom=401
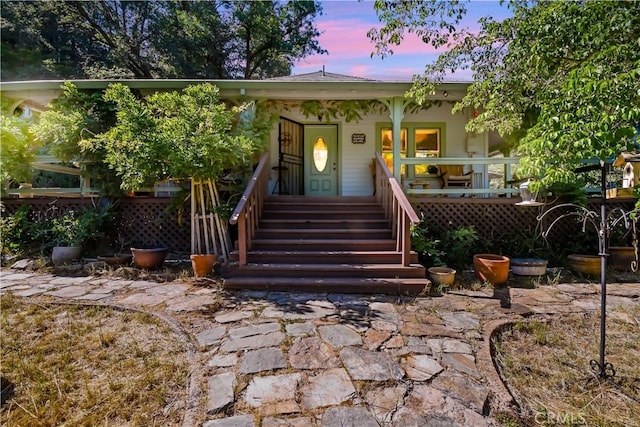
left=381, top=128, right=407, bottom=174
left=415, top=128, right=440, bottom=175
left=313, top=136, right=328, bottom=172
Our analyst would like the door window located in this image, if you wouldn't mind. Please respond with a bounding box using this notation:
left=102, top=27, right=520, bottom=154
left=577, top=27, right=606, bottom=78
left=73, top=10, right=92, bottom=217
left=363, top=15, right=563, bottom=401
left=313, top=136, right=328, bottom=172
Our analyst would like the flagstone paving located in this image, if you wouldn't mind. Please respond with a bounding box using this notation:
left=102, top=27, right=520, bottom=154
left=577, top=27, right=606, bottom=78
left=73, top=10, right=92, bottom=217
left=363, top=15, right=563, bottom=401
left=1, top=265, right=638, bottom=427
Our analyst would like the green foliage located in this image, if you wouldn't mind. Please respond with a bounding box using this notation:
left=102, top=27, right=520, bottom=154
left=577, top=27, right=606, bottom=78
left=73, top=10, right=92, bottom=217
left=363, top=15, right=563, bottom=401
left=1, top=0, right=325, bottom=80
left=411, top=220, right=479, bottom=270
left=30, top=82, right=123, bottom=196
left=371, top=0, right=640, bottom=191
left=86, top=83, right=261, bottom=192
left=0, top=100, right=39, bottom=185
left=299, top=100, right=384, bottom=123
left=410, top=223, right=444, bottom=266
left=0, top=205, right=35, bottom=255
left=441, top=226, right=479, bottom=269
left=34, top=205, right=112, bottom=250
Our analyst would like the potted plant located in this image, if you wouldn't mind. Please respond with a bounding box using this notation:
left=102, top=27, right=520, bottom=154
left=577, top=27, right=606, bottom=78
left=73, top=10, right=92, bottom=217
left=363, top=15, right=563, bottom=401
left=40, top=205, right=111, bottom=265
left=86, top=83, right=265, bottom=273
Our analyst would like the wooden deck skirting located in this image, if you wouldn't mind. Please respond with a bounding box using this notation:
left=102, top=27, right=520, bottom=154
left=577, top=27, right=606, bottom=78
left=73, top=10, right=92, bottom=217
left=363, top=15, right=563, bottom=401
left=2, top=191, right=635, bottom=255
left=228, top=153, right=270, bottom=266
left=374, top=153, right=421, bottom=266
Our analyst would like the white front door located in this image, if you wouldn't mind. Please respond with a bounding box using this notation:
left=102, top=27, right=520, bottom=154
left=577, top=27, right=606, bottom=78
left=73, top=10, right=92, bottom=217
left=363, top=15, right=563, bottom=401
left=304, top=125, right=338, bottom=196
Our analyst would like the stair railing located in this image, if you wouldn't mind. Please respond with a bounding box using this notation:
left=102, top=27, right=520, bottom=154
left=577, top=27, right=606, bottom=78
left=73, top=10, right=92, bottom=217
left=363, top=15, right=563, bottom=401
left=374, top=153, right=421, bottom=266
left=229, top=152, right=270, bottom=266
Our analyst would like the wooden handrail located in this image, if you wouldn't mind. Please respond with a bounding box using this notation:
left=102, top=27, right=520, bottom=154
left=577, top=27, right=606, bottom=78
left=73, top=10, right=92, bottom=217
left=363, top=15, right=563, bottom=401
left=374, top=153, right=421, bottom=266
left=229, top=152, right=270, bottom=265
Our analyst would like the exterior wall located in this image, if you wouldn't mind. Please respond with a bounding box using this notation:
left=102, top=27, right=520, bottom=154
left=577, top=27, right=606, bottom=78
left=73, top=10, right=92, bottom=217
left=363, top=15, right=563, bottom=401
left=269, top=101, right=483, bottom=196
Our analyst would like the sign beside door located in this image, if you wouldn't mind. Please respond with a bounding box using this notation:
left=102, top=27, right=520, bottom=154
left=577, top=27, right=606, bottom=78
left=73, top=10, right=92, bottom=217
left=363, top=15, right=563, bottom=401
left=305, top=125, right=338, bottom=196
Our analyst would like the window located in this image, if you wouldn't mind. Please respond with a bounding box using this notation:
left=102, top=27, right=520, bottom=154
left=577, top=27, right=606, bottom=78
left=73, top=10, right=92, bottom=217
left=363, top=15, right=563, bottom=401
left=381, top=128, right=407, bottom=174
left=414, top=128, right=440, bottom=175
left=378, top=123, right=444, bottom=177
left=313, top=136, right=328, bottom=172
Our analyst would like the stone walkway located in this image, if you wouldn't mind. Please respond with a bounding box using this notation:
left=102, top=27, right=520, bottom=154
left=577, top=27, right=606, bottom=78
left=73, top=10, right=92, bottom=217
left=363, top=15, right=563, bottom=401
left=1, top=265, right=638, bottom=427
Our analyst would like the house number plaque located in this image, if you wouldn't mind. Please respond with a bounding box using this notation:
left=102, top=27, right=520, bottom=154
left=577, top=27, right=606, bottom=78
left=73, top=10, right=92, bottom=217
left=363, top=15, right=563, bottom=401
left=351, top=133, right=366, bottom=144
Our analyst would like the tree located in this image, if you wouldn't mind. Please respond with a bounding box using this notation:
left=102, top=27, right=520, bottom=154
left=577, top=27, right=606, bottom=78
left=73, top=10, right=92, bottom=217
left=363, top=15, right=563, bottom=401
left=224, top=1, right=326, bottom=79
left=0, top=100, right=39, bottom=186
left=370, top=0, right=640, bottom=191
left=1, top=0, right=326, bottom=80
left=85, top=83, right=261, bottom=191
left=30, top=82, right=124, bottom=195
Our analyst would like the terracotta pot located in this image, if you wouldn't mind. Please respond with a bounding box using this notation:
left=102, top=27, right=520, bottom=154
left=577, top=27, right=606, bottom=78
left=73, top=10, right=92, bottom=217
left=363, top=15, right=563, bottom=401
left=190, top=254, right=218, bottom=277
left=511, top=258, right=548, bottom=276
left=567, top=254, right=601, bottom=276
left=51, top=246, right=82, bottom=266
left=473, top=254, right=510, bottom=286
left=131, top=247, right=168, bottom=269
left=97, top=253, right=133, bottom=266
left=428, top=266, right=456, bottom=287
left=608, top=247, right=637, bottom=272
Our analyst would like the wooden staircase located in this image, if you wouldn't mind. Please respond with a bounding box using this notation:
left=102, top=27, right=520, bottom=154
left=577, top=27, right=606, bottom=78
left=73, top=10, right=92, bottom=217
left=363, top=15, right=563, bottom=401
left=224, top=195, right=429, bottom=294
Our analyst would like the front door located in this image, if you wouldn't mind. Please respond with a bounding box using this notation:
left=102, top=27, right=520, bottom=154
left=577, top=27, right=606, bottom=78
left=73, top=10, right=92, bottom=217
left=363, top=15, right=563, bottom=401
left=304, top=125, right=338, bottom=196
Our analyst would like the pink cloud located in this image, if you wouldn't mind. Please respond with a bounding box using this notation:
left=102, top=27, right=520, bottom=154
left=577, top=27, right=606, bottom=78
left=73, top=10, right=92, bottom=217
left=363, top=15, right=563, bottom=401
left=316, top=18, right=441, bottom=60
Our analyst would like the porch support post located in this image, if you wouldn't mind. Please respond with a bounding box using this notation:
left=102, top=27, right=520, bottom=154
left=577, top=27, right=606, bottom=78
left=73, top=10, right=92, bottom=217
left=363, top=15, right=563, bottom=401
left=390, top=97, right=405, bottom=181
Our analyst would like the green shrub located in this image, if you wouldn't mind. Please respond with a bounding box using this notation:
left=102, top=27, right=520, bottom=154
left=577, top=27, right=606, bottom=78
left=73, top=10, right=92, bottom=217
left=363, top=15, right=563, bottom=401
left=0, top=204, right=35, bottom=255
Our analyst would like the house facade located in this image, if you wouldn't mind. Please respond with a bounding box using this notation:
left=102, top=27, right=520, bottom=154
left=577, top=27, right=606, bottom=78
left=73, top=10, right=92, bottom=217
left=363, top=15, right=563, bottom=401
left=1, top=72, right=516, bottom=199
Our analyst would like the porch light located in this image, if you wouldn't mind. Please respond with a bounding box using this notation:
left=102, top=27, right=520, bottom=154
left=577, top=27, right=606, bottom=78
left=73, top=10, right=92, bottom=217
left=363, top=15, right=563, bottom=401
left=515, top=178, right=544, bottom=206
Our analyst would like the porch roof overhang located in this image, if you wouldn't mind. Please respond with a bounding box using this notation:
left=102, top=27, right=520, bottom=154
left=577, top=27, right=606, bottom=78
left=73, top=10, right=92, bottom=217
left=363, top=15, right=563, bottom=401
left=1, top=78, right=471, bottom=107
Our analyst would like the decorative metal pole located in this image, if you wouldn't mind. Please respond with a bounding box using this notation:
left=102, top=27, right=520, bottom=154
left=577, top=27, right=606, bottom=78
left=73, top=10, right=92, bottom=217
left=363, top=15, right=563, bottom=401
left=533, top=160, right=625, bottom=381
left=592, top=161, right=615, bottom=379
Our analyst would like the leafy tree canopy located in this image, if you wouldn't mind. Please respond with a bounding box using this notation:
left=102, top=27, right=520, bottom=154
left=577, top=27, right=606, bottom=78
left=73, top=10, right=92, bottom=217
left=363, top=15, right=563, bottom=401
left=85, top=83, right=261, bottom=192
left=30, top=82, right=124, bottom=195
left=1, top=0, right=325, bottom=80
left=370, top=0, right=640, bottom=191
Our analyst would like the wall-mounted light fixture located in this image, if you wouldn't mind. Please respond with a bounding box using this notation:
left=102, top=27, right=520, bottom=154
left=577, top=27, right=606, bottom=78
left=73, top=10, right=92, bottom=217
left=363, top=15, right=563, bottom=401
left=443, top=91, right=448, bottom=98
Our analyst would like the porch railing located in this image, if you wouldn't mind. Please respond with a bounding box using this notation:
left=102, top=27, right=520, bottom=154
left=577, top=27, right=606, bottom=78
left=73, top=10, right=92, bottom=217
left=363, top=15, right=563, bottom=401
left=374, top=153, right=421, bottom=266
left=229, top=153, right=270, bottom=266
left=399, top=156, right=522, bottom=197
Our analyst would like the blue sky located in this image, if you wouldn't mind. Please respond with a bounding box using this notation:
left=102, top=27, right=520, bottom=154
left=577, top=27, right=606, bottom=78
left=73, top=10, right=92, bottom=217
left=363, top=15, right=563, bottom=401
left=291, top=0, right=512, bottom=81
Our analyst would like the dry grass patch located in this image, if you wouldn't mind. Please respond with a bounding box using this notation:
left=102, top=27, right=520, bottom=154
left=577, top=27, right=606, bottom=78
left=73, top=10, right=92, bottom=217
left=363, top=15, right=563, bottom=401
left=493, top=308, right=640, bottom=426
left=1, top=294, right=189, bottom=426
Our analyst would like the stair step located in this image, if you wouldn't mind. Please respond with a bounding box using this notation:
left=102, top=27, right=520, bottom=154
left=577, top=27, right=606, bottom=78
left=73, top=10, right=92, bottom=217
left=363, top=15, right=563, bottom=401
left=250, top=239, right=397, bottom=251
left=262, top=210, right=386, bottom=220
left=266, top=195, right=377, bottom=204
left=258, top=218, right=390, bottom=230
left=227, top=263, right=426, bottom=279
left=255, top=228, right=392, bottom=240
left=230, top=250, right=419, bottom=264
left=222, top=276, right=430, bottom=295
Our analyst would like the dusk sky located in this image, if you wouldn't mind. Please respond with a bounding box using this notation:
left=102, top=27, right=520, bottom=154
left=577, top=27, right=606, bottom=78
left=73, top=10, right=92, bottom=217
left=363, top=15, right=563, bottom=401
left=291, top=0, right=512, bottom=81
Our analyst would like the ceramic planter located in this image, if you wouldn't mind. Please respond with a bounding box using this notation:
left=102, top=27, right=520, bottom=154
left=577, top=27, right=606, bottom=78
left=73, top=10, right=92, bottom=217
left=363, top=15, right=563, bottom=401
left=567, top=254, right=601, bottom=276
left=608, top=247, right=637, bottom=272
left=51, top=246, right=82, bottom=266
left=510, top=258, right=548, bottom=276
left=428, top=267, right=456, bottom=287
left=473, top=254, right=510, bottom=286
left=131, top=247, right=168, bottom=269
left=190, top=254, right=218, bottom=277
